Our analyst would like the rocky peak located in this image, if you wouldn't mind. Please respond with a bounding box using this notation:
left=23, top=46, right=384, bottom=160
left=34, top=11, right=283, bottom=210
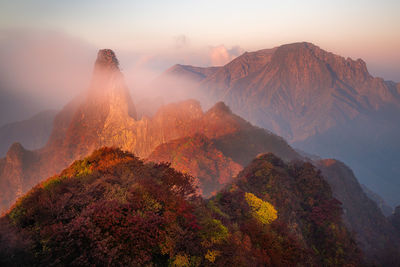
left=84, top=49, right=137, bottom=118
left=90, top=49, right=123, bottom=92
left=6, top=142, right=26, bottom=162
left=207, top=101, right=232, bottom=115
left=94, top=49, right=119, bottom=71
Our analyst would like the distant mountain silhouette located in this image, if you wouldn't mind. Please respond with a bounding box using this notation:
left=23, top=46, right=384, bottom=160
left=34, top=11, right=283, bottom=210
left=0, top=110, right=57, bottom=157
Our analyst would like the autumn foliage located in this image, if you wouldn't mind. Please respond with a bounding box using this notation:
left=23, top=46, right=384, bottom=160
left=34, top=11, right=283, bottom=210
left=0, top=148, right=361, bottom=266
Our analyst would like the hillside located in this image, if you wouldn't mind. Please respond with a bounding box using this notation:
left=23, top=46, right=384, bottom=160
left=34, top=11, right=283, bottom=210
left=316, top=159, right=400, bottom=265
left=0, top=148, right=361, bottom=266
left=148, top=135, right=400, bottom=264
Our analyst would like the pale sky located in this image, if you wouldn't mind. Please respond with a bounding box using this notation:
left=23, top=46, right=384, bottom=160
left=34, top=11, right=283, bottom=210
left=1, top=0, right=400, bottom=77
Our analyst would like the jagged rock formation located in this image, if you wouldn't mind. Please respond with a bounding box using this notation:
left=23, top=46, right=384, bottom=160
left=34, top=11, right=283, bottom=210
left=0, top=110, right=57, bottom=157
left=0, top=49, right=299, bottom=213
left=157, top=42, right=400, bottom=206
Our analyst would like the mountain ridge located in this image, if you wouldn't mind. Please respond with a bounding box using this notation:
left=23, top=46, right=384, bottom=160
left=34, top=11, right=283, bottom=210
left=156, top=41, right=400, bottom=205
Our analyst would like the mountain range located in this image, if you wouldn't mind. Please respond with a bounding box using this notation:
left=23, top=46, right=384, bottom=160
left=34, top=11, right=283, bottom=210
left=156, top=42, right=400, bottom=206
left=1, top=46, right=400, bottom=265
left=0, top=49, right=299, bottom=213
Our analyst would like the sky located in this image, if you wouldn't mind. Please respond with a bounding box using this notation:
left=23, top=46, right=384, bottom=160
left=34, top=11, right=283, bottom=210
left=0, top=0, right=399, bottom=123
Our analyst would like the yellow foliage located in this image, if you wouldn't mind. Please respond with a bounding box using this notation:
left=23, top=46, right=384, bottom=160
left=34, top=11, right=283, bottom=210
left=245, top=192, right=277, bottom=224
left=200, top=218, right=229, bottom=245
left=172, top=253, right=190, bottom=267
left=205, top=249, right=220, bottom=263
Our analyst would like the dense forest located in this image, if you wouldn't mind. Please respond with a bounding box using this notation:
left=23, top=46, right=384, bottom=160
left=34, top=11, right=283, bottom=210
left=0, top=148, right=361, bottom=266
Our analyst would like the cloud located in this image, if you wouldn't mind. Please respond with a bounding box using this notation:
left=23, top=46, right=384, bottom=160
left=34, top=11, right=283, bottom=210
left=0, top=29, right=95, bottom=105
left=209, top=45, right=244, bottom=66
left=0, top=29, right=97, bottom=124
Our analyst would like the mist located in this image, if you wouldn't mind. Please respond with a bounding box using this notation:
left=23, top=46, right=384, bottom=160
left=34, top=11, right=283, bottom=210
left=0, top=29, right=244, bottom=125
left=1, top=28, right=398, bottom=127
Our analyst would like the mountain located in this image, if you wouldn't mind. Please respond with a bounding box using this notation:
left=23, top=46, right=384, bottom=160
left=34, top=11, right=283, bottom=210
left=147, top=103, right=301, bottom=197
left=1, top=48, right=398, bottom=264
left=0, top=88, right=43, bottom=127
left=147, top=127, right=400, bottom=264
left=157, top=42, right=400, bottom=206
left=0, top=110, right=57, bottom=157
left=316, top=159, right=400, bottom=265
left=148, top=134, right=243, bottom=196
left=216, top=153, right=363, bottom=265
left=0, top=147, right=361, bottom=266
left=0, top=49, right=299, bottom=214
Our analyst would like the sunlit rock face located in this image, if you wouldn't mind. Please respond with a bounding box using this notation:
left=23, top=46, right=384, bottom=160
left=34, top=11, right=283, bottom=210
left=0, top=49, right=300, bottom=213
left=62, top=49, right=137, bottom=160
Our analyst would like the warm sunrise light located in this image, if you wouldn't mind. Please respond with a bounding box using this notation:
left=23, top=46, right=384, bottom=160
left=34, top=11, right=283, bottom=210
left=1, top=1, right=400, bottom=266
